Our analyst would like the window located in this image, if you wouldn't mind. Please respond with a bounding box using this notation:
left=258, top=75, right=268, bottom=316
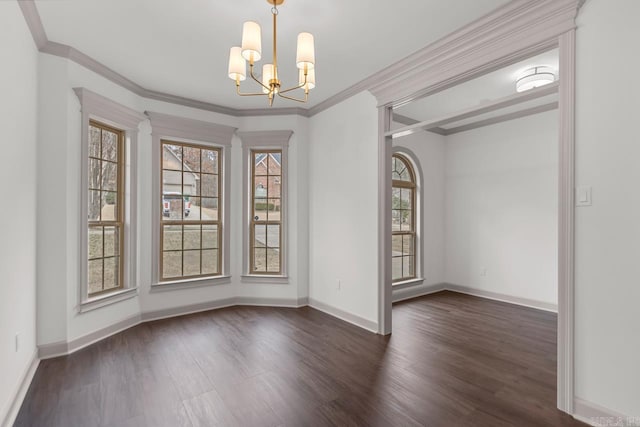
left=392, top=154, right=416, bottom=282
left=250, top=150, right=283, bottom=274
left=87, top=121, right=125, bottom=296
left=160, top=141, right=222, bottom=281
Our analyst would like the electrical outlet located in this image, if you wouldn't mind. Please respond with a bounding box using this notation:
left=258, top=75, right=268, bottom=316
left=15, top=333, right=19, bottom=352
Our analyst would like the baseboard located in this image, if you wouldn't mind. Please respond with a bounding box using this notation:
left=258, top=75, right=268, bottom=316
left=235, top=296, right=309, bottom=308
left=141, top=298, right=237, bottom=322
left=392, top=282, right=447, bottom=303
left=573, top=398, right=632, bottom=426
left=1, top=349, right=39, bottom=427
left=308, top=298, right=378, bottom=333
left=444, top=283, right=558, bottom=313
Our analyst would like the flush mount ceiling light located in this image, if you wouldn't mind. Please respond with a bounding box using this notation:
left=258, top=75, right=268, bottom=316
left=227, top=0, right=316, bottom=106
left=515, top=66, right=556, bottom=92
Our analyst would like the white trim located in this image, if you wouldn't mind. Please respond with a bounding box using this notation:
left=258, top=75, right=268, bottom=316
left=74, top=88, right=146, bottom=311
left=392, top=282, right=446, bottom=304
left=147, top=112, right=236, bottom=285
left=444, top=284, right=558, bottom=313
left=573, top=398, right=633, bottom=427
left=308, top=298, right=378, bottom=334
left=79, top=287, right=138, bottom=313
left=238, top=131, right=293, bottom=277
left=150, top=276, right=232, bottom=292
left=378, top=106, right=393, bottom=335
left=1, top=350, right=39, bottom=427
left=240, top=275, right=290, bottom=284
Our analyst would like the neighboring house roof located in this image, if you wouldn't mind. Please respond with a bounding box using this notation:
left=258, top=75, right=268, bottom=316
left=255, top=153, right=281, bottom=169
left=163, top=145, right=199, bottom=180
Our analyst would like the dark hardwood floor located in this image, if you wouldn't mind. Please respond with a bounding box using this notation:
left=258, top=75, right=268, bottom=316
left=15, top=291, right=584, bottom=426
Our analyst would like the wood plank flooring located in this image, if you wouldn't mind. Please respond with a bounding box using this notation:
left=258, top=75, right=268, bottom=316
left=15, top=291, right=585, bottom=426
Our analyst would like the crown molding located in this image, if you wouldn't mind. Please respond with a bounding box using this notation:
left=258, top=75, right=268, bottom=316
left=237, top=130, right=294, bottom=148
left=146, top=111, right=237, bottom=145
left=369, top=0, right=584, bottom=107
left=18, top=0, right=584, bottom=119
left=74, top=87, right=147, bottom=130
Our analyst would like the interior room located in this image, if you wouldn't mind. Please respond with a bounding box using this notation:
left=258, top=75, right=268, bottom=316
left=2, top=0, right=639, bottom=426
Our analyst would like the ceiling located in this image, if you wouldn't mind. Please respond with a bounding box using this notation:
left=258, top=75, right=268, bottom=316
left=34, top=0, right=510, bottom=111
left=393, top=48, right=560, bottom=130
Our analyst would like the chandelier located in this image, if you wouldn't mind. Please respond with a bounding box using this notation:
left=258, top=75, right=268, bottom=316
left=227, top=0, right=316, bottom=106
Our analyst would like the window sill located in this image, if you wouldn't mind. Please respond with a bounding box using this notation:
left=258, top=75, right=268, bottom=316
left=79, top=287, right=138, bottom=313
left=392, top=278, right=424, bottom=289
left=241, top=275, right=289, bottom=285
left=151, top=275, right=232, bottom=292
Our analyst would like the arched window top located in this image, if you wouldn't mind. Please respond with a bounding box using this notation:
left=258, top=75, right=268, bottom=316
left=392, top=153, right=415, bottom=185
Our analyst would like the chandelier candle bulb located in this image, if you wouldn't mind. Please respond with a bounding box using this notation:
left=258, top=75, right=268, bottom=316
left=241, top=21, right=262, bottom=62
left=299, top=68, right=315, bottom=91
left=228, top=47, right=247, bottom=81
left=296, top=32, right=315, bottom=69
left=262, top=63, right=275, bottom=94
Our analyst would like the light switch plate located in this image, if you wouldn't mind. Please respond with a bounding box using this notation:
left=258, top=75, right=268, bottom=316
left=576, top=186, right=592, bottom=207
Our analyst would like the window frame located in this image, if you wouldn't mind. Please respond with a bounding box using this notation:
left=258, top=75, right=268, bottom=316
left=75, top=88, right=146, bottom=312
left=391, top=152, right=418, bottom=284
left=238, top=130, right=292, bottom=282
left=159, top=140, right=223, bottom=282
left=147, top=111, right=236, bottom=291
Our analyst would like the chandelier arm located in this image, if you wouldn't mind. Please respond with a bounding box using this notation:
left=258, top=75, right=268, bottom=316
left=277, top=91, right=308, bottom=103
left=279, top=82, right=307, bottom=94
left=248, top=63, right=273, bottom=93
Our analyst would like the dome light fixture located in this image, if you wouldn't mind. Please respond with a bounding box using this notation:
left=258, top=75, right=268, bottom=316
left=228, top=0, right=316, bottom=106
left=515, top=66, right=556, bottom=92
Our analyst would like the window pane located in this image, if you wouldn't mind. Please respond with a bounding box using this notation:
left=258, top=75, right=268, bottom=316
left=88, top=227, right=103, bottom=259
left=267, top=199, right=281, bottom=221
left=183, top=172, right=198, bottom=196
left=184, top=197, right=199, bottom=220
left=403, top=256, right=415, bottom=278
left=254, top=198, right=268, bottom=220
left=183, top=146, right=201, bottom=172
left=392, top=188, right=401, bottom=209
left=266, top=248, right=280, bottom=273
left=102, top=161, right=118, bottom=192
left=104, top=226, right=117, bottom=257
left=89, top=159, right=101, bottom=190
left=253, top=248, right=267, bottom=272
left=267, top=177, right=281, bottom=198
left=202, top=224, right=218, bottom=249
left=267, top=153, right=281, bottom=174
left=89, top=126, right=101, bottom=158
left=88, top=190, right=102, bottom=221
left=392, top=234, right=402, bottom=257
left=392, top=257, right=402, bottom=281
left=391, top=209, right=401, bottom=231
left=202, top=149, right=218, bottom=174
left=162, top=194, right=183, bottom=220
left=201, top=198, right=218, bottom=220
left=254, top=177, right=267, bottom=198
left=202, top=249, right=218, bottom=275
left=103, top=257, right=119, bottom=290
left=102, top=131, right=118, bottom=162
left=201, top=174, right=218, bottom=198
left=162, top=170, right=182, bottom=195
left=184, top=225, right=201, bottom=250
left=163, top=251, right=182, bottom=278
left=88, top=259, right=103, bottom=294
left=253, top=224, right=267, bottom=249
left=101, top=191, right=117, bottom=221
left=183, top=250, right=201, bottom=276
left=163, top=144, right=182, bottom=170
left=163, top=225, right=182, bottom=251
left=254, top=153, right=267, bottom=176
left=266, top=224, right=280, bottom=248
left=403, top=235, right=414, bottom=257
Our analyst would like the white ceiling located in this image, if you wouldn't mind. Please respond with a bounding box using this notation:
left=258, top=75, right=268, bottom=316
left=394, top=48, right=560, bottom=123
left=34, top=0, right=510, bottom=110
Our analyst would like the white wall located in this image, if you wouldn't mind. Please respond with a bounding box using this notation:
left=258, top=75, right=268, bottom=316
left=308, top=92, right=379, bottom=327
left=574, top=0, right=640, bottom=416
left=444, top=111, right=558, bottom=306
left=0, top=1, right=38, bottom=423
left=392, top=130, right=446, bottom=286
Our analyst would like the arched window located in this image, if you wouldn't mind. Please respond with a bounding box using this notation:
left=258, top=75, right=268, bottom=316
left=392, top=154, right=416, bottom=282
